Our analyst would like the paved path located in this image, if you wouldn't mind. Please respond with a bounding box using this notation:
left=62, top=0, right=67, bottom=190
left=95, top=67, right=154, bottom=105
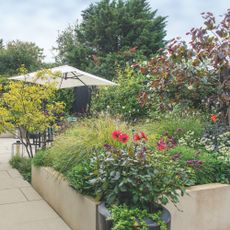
left=0, top=138, right=15, bottom=163
left=0, top=138, right=71, bottom=230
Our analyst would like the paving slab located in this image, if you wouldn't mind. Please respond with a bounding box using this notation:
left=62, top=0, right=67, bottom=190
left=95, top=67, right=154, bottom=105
left=0, top=200, right=59, bottom=223
left=0, top=138, right=71, bottom=230
left=0, top=163, right=12, bottom=171
left=20, top=187, right=42, bottom=201
left=3, top=217, right=71, bottom=230
left=0, top=188, right=27, bottom=205
left=0, top=176, right=30, bottom=190
left=0, top=170, right=11, bottom=179
left=7, top=168, right=23, bottom=178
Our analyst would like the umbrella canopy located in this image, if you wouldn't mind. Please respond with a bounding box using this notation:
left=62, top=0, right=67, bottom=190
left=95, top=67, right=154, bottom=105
left=10, top=65, right=116, bottom=88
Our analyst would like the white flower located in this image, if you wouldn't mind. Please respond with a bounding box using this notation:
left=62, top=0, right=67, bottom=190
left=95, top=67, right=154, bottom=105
left=187, top=85, right=194, bottom=90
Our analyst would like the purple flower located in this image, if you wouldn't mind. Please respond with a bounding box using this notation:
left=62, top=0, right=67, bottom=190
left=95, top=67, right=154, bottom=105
left=168, top=136, right=176, bottom=147
left=186, top=159, right=203, bottom=167
left=104, top=144, right=118, bottom=154
left=104, top=144, right=112, bottom=151
left=171, top=153, right=181, bottom=161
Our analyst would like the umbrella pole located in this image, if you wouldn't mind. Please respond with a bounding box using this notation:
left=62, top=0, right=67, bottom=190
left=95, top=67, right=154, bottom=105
left=88, top=87, right=92, bottom=115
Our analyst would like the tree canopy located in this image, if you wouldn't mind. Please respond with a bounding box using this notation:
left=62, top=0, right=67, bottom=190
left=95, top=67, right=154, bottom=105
left=0, top=40, right=44, bottom=76
left=55, top=0, right=167, bottom=79
left=135, top=10, right=230, bottom=124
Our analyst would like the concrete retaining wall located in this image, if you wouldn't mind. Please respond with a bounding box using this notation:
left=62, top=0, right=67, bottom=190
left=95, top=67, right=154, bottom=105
left=165, top=183, right=230, bottom=230
left=32, top=166, right=230, bottom=230
left=32, top=166, right=99, bottom=230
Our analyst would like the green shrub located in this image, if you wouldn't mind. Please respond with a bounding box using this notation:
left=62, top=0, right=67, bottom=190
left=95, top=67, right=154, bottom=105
left=33, top=116, right=227, bottom=189
left=67, top=159, right=95, bottom=196
left=10, top=156, right=32, bottom=182
left=53, top=88, right=74, bottom=114
left=200, top=125, right=230, bottom=154
left=66, top=131, right=193, bottom=209
left=135, top=113, right=205, bottom=146
left=109, top=205, right=167, bottom=230
left=92, top=66, right=153, bottom=121
left=167, top=145, right=229, bottom=184
left=32, top=150, right=51, bottom=167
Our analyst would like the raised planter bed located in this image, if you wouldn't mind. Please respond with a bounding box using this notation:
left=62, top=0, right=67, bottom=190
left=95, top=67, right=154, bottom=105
left=32, top=166, right=230, bottom=230
left=165, top=183, right=230, bottom=230
left=32, top=166, right=99, bottom=230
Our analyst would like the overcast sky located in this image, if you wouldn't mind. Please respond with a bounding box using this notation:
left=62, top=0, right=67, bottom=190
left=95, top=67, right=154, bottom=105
left=0, top=0, right=228, bottom=62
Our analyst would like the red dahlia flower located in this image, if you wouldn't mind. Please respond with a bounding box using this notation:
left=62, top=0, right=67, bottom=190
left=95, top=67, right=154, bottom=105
left=140, top=131, right=148, bottom=141
left=119, top=133, right=129, bottom=143
left=112, top=130, right=122, bottom=140
left=133, top=133, right=141, bottom=142
left=211, top=114, right=217, bottom=123
left=133, top=131, right=148, bottom=142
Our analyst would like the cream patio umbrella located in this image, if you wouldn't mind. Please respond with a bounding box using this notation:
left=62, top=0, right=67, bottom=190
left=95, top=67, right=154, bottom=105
left=9, top=65, right=116, bottom=150
left=9, top=65, right=116, bottom=88
left=10, top=64, right=116, bottom=116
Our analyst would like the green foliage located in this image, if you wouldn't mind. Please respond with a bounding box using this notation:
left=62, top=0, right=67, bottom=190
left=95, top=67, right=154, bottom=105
left=0, top=40, right=44, bottom=76
left=0, top=81, right=63, bottom=133
left=135, top=112, right=205, bottom=145
left=67, top=159, right=95, bottom=195
left=0, top=39, right=3, bottom=49
left=55, top=25, right=92, bottom=71
left=139, top=10, right=230, bottom=124
left=178, top=121, right=230, bottom=158
left=86, top=49, right=146, bottom=80
left=167, top=145, right=230, bottom=185
left=32, top=150, right=51, bottom=167
left=10, top=156, right=32, bottom=182
left=0, top=75, right=8, bottom=84
left=78, top=0, right=166, bottom=55
left=0, top=67, right=65, bottom=157
left=109, top=205, right=167, bottom=230
left=200, top=124, right=230, bottom=155
left=33, top=116, right=228, bottom=213
left=66, top=130, right=192, bottom=210
left=32, top=116, right=230, bottom=230
left=53, top=88, right=74, bottom=114
left=92, top=66, right=152, bottom=120
left=33, top=116, right=128, bottom=174
left=55, top=0, right=166, bottom=80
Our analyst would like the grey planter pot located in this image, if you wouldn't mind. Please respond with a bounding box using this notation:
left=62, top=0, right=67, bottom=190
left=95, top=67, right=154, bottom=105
left=97, top=203, right=171, bottom=230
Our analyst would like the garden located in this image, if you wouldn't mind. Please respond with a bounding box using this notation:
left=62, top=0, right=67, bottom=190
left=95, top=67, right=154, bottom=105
left=31, top=113, right=229, bottom=230
left=0, top=3, right=229, bottom=230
